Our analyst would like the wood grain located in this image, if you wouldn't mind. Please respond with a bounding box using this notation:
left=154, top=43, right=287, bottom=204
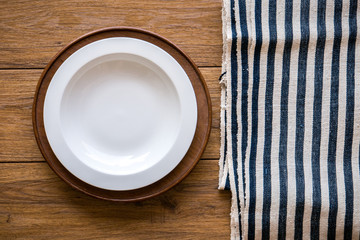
left=0, top=160, right=230, bottom=239
left=0, top=0, right=222, bottom=68
left=0, top=68, right=221, bottom=163
left=0, top=0, right=228, bottom=237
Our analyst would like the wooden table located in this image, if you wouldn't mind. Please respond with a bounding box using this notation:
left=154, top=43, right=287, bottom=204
left=0, top=1, right=230, bottom=239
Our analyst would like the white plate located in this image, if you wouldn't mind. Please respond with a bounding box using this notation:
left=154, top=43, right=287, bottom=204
left=43, top=37, right=197, bottom=191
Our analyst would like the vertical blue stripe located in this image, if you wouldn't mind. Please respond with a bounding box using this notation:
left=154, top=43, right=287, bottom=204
left=310, top=1, right=326, bottom=239
left=343, top=0, right=357, bottom=238
left=294, top=0, right=310, bottom=238
left=278, top=0, right=293, bottom=239
left=224, top=110, right=231, bottom=190
left=248, top=0, right=262, bottom=238
left=221, top=71, right=230, bottom=189
left=229, top=0, right=242, bottom=236
left=262, top=0, right=277, bottom=239
left=239, top=0, right=249, bottom=204
left=327, top=0, right=342, bottom=238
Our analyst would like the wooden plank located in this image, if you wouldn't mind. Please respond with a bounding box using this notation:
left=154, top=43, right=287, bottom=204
left=0, top=0, right=222, bottom=68
left=0, top=68, right=221, bottom=162
left=0, top=160, right=230, bottom=239
left=0, top=70, right=42, bottom=162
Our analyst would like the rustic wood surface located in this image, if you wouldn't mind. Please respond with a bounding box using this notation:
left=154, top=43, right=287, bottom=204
left=0, top=0, right=229, bottom=239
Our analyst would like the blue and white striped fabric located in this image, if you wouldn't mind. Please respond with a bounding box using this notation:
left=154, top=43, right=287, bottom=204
left=219, top=0, right=360, bottom=239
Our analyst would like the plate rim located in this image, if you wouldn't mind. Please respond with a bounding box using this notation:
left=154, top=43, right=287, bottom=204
left=32, top=27, right=212, bottom=201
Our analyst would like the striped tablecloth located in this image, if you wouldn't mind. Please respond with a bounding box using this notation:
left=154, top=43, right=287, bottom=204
left=219, top=0, right=360, bottom=239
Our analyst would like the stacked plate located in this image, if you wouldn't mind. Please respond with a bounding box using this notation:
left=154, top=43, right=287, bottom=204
left=33, top=27, right=211, bottom=201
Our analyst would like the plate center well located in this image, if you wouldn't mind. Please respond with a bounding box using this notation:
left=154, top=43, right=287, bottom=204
left=61, top=56, right=181, bottom=173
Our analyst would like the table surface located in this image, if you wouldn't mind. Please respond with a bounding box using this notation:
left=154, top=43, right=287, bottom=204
left=0, top=1, right=230, bottom=239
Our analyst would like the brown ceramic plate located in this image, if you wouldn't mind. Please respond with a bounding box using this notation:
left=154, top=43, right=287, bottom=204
left=32, top=27, right=211, bottom=201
